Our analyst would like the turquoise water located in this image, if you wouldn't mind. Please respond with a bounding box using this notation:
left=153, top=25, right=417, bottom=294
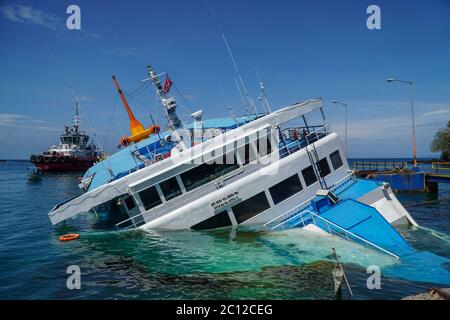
left=0, top=160, right=449, bottom=299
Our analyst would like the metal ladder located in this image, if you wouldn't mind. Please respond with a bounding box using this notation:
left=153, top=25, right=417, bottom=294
left=305, top=144, right=327, bottom=189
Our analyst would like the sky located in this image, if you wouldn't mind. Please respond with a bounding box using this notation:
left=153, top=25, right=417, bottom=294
left=0, top=0, right=449, bottom=159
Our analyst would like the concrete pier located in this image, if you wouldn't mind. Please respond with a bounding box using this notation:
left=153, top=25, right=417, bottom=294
left=353, top=161, right=450, bottom=193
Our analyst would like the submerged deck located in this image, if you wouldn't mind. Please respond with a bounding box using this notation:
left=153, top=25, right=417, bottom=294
left=264, top=175, right=419, bottom=258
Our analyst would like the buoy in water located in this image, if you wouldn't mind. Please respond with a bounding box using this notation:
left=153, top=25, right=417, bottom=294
left=59, top=233, right=80, bottom=242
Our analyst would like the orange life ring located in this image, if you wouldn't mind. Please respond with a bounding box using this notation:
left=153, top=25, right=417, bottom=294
left=59, top=233, right=80, bottom=242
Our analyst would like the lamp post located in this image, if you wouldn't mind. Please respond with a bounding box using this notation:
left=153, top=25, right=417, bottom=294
left=333, top=100, right=349, bottom=157
left=387, top=78, right=417, bottom=167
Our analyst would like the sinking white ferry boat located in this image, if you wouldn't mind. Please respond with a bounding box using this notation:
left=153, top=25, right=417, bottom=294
left=49, top=64, right=422, bottom=259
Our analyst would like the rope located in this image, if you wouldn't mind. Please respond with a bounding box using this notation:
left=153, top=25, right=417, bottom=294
left=172, top=82, right=194, bottom=113
left=124, top=81, right=149, bottom=97
left=127, top=95, right=165, bottom=125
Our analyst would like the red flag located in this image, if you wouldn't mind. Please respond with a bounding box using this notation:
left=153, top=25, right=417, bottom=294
left=163, top=75, right=173, bottom=94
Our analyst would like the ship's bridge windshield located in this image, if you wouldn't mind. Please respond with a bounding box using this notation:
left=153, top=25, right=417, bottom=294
left=61, top=135, right=83, bottom=145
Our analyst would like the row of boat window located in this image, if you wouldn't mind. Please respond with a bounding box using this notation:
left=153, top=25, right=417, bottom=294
left=191, top=149, right=344, bottom=230
left=125, top=141, right=343, bottom=225
left=126, top=135, right=273, bottom=211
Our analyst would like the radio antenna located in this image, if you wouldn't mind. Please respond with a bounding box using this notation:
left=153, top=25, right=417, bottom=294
left=206, top=0, right=259, bottom=117
left=255, top=67, right=272, bottom=113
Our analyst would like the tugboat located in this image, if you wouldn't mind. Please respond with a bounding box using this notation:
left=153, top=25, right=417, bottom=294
left=30, top=102, right=100, bottom=172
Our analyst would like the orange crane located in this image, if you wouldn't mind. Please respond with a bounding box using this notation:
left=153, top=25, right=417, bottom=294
left=112, top=75, right=159, bottom=146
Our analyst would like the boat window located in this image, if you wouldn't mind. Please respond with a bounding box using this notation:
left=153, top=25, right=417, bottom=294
left=124, top=196, right=136, bottom=211
left=232, top=192, right=270, bottom=223
left=159, top=177, right=182, bottom=201
left=181, top=153, right=239, bottom=192
left=139, top=186, right=162, bottom=210
left=302, top=165, right=318, bottom=186
left=317, top=158, right=331, bottom=177
left=191, top=210, right=231, bottom=230
left=330, top=150, right=343, bottom=170
left=269, top=174, right=303, bottom=205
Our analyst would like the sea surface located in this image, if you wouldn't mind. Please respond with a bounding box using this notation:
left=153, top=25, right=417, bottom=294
left=0, top=159, right=449, bottom=300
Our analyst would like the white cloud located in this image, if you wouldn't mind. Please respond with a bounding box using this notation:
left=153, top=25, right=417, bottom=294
left=327, top=100, right=450, bottom=157
left=0, top=4, right=62, bottom=30
left=0, top=113, right=29, bottom=126
left=0, top=113, right=59, bottom=133
left=422, top=109, right=450, bottom=117
left=34, top=126, right=60, bottom=132
left=1, top=4, right=102, bottom=40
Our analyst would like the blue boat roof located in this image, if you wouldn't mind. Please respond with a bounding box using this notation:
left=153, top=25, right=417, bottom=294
left=83, top=133, right=171, bottom=191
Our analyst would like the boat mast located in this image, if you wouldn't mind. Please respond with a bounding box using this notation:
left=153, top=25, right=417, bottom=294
left=255, top=68, right=272, bottom=113
left=146, top=64, right=187, bottom=150
left=73, top=102, right=80, bottom=134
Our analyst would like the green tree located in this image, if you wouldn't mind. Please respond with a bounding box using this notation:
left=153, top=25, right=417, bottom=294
left=431, top=120, right=450, bottom=160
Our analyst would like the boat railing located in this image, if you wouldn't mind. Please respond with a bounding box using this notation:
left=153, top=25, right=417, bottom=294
left=115, top=213, right=143, bottom=230
left=329, top=170, right=356, bottom=194
left=352, top=161, right=409, bottom=171
left=273, top=209, right=399, bottom=259
left=264, top=195, right=316, bottom=229
left=279, top=124, right=330, bottom=158
left=431, top=161, right=450, bottom=175
left=280, top=125, right=325, bottom=139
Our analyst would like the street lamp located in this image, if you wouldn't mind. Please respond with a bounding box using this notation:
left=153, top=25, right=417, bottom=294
left=386, top=78, right=417, bottom=167
left=332, top=100, right=349, bottom=157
